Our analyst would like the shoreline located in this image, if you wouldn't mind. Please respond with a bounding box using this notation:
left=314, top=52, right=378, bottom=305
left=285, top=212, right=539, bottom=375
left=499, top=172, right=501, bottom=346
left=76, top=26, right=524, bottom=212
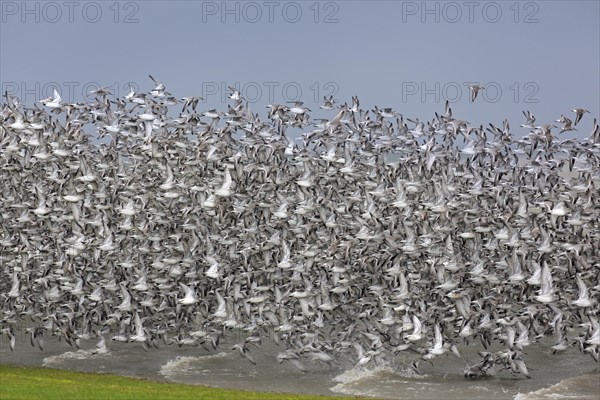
left=2, top=339, right=598, bottom=400
left=0, top=363, right=375, bottom=400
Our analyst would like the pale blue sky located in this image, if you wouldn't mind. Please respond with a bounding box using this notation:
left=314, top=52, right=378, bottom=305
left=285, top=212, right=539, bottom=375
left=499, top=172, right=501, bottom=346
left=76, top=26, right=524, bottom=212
left=1, top=0, right=598, bottom=138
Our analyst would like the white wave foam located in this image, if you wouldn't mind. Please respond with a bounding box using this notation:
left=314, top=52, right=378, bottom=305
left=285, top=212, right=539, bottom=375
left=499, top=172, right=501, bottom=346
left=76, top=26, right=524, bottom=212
left=334, top=365, right=393, bottom=384
left=159, top=352, right=234, bottom=378
left=333, top=363, right=425, bottom=384
left=43, top=349, right=112, bottom=366
left=514, top=373, right=600, bottom=400
left=331, top=363, right=427, bottom=397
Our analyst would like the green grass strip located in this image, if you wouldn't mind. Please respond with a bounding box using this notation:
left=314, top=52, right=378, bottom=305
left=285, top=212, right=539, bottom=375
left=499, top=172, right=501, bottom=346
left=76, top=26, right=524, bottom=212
left=0, top=364, right=374, bottom=400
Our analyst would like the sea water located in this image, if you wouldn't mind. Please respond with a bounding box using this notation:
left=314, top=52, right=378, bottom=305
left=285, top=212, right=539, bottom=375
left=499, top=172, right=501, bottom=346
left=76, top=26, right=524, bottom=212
left=1, top=331, right=598, bottom=399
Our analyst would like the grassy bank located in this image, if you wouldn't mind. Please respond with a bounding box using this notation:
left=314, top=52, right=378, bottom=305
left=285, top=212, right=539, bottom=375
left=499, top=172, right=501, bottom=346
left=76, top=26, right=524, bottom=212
left=0, top=364, right=372, bottom=400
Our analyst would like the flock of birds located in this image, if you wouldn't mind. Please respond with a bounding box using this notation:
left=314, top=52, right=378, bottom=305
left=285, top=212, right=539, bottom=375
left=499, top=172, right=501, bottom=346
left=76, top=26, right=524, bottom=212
left=1, top=77, right=599, bottom=380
